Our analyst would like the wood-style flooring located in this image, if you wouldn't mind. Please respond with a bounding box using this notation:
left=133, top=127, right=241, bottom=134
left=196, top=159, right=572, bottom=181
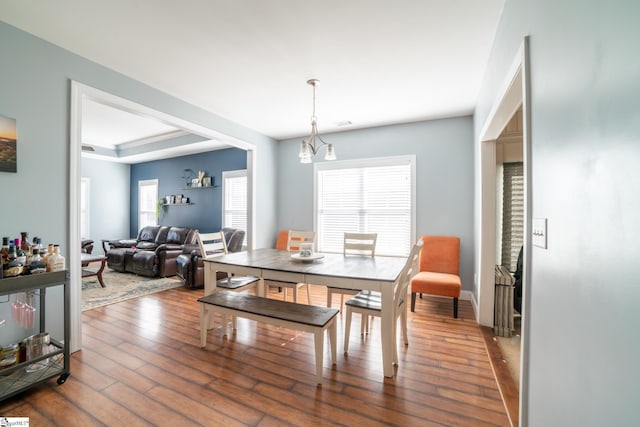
left=0, top=285, right=511, bottom=426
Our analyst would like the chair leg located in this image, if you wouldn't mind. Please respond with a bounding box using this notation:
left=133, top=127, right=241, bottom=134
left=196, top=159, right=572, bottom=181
left=344, top=307, right=353, bottom=354
left=453, top=297, right=459, bottom=318
left=401, top=309, right=409, bottom=345
left=305, top=284, right=311, bottom=304
left=410, top=292, right=417, bottom=312
left=326, top=288, right=332, bottom=307
left=293, top=286, right=298, bottom=303
left=340, top=294, right=344, bottom=312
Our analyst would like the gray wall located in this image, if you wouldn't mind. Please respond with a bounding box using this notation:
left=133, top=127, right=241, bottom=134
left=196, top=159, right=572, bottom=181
left=278, top=117, right=475, bottom=291
left=81, top=158, right=130, bottom=255
left=474, top=0, right=640, bottom=425
left=0, top=21, right=278, bottom=256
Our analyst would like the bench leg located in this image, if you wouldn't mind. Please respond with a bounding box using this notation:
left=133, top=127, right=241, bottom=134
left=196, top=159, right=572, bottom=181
left=314, top=329, right=324, bottom=385
left=200, top=303, right=210, bottom=347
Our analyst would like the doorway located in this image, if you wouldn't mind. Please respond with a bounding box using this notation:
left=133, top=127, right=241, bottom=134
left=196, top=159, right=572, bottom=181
left=69, top=82, right=257, bottom=353
left=477, top=37, right=531, bottom=425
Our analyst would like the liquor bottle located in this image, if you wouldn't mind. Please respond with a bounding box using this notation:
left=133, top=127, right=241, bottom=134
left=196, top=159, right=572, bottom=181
left=1, top=237, right=9, bottom=265
left=20, top=232, right=30, bottom=252
left=7, top=244, right=16, bottom=262
left=28, top=248, right=47, bottom=274
left=14, top=238, right=26, bottom=265
left=47, top=245, right=66, bottom=272
left=44, top=244, right=55, bottom=272
left=3, top=244, right=24, bottom=277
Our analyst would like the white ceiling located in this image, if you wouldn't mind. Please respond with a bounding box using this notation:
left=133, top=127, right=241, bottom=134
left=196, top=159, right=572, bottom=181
left=1, top=0, right=504, bottom=159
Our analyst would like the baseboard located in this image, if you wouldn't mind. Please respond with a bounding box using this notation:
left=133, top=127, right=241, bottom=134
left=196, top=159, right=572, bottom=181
left=468, top=290, right=479, bottom=319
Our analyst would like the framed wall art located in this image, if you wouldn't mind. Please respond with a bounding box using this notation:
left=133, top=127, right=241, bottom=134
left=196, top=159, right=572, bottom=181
left=0, top=114, right=17, bottom=173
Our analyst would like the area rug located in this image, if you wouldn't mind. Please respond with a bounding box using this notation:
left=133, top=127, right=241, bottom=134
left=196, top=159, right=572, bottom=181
left=82, top=269, right=182, bottom=311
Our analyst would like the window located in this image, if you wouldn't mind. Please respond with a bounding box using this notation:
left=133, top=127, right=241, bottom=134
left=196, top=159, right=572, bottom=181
left=315, top=156, right=415, bottom=257
left=80, top=177, right=90, bottom=238
left=500, top=162, right=524, bottom=271
left=222, top=170, right=247, bottom=246
left=138, top=179, right=159, bottom=230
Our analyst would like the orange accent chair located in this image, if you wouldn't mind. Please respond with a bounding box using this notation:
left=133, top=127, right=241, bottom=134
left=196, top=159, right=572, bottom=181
left=267, top=230, right=312, bottom=303
left=275, top=230, right=289, bottom=250
left=410, top=236, right=462, bottom=318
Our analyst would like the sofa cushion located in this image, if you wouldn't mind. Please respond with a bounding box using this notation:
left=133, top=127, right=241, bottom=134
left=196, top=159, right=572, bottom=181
left=166, top=227, right=191, bottom=245
left=138, top=225, right=161, bottom=243
left=154, top=226, right=170, bottom=245
left=136, top=241, right=158, bottom=251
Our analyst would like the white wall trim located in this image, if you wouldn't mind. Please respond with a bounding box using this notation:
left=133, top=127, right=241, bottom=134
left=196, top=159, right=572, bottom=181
left=69, top=80, right=257, bottom=351
left=476, top=36, right=531, bottom=426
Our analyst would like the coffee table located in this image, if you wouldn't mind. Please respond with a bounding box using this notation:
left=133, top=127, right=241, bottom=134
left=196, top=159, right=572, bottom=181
left=81, top=253, right=107, bottom=287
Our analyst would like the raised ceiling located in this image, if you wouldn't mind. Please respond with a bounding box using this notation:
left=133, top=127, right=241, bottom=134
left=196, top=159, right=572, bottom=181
left=1, top=0, right=505, bottom=159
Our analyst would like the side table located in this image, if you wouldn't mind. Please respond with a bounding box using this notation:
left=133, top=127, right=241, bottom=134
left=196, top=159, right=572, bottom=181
left=81, top=253, right=107, bottom=287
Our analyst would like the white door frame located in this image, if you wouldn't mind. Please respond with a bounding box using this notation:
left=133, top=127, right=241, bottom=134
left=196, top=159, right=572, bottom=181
left=477, top=36, right=531, bottom=424
left=69, top=81, right=257, bottom=353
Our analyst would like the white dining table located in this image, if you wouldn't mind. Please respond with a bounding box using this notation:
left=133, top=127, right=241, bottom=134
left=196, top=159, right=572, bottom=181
left=203, top=248, right=407, bottom=378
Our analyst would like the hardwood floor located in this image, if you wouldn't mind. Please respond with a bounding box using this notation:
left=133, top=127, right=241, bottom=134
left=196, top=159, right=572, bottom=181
left=0, top=285, right=510, bottom=426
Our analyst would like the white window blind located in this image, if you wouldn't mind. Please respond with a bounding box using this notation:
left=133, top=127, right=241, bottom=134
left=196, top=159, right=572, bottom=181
left=315, top=156, right=415, bottom=257
left=223, top=170, right=247, bottom=246
left=501, top=163, right=524, bottom=271
left=138, top=179, right=158, bottom=230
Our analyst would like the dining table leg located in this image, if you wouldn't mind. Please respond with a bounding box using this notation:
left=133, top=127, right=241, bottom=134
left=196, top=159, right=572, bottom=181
left=380, top=285, right=395, bottom=377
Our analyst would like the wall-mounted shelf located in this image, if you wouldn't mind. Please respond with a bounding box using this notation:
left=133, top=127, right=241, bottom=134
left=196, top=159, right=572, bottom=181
left=162, top=203, right=195, bottom=206
left=181, top=185, right=218, bottom=190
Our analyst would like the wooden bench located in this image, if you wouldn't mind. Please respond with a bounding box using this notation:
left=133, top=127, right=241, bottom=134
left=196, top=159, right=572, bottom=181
left=198, top=291, right=339, bottom=384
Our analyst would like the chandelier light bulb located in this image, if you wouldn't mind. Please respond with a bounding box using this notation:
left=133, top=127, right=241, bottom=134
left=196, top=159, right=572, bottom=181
left=324, top=144, right=336, bottom=160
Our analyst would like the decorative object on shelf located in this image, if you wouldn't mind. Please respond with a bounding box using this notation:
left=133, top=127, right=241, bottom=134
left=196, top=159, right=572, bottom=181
left=182, top=169, right=195, bottom=187
left=190, top=178, right=200, bottom=188
left=202, top=176, right=212, bottom=187
left=298, top=79, right=336, bottom=164
left=198, top=170, right=205, bottom=186
left=162, top=194, right=193, bottom=205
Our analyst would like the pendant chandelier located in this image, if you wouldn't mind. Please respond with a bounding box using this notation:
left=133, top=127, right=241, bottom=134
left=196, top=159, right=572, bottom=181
left=298, top=79, right=336, bottom=163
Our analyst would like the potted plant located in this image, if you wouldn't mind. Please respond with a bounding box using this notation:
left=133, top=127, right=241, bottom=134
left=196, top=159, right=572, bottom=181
left=156, top=198, right=164, bottom=219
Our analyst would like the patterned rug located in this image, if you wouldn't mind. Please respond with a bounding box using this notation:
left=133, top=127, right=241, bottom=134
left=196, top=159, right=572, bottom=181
left=82, top=269, right=183, bottom=311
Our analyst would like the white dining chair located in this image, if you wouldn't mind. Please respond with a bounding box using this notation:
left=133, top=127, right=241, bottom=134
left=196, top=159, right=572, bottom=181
left=267, top=230, right=316, bottom=303
left=343, top=239, right=423, bottom=365
left=326, top=232, right=377, bottom=311
left=196, top=231, right=258, bottom=293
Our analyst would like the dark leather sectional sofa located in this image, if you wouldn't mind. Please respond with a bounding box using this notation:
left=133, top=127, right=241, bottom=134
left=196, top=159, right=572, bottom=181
left=105, top=225, right=198, bottom=278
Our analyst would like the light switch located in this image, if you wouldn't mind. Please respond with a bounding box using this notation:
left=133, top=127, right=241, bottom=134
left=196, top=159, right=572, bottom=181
left=532, top=218, right=547, bottom=249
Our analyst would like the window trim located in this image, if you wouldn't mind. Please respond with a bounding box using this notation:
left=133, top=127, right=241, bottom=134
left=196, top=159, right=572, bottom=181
left=222, top=169, right=248, bottom=245
left=313, top=155, right=416, bottom=256
left=138, top=179, right=159, bottom=231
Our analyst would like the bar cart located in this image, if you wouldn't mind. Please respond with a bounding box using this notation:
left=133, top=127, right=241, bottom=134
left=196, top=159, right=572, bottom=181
left=0, top=270, right=70, bottom=402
